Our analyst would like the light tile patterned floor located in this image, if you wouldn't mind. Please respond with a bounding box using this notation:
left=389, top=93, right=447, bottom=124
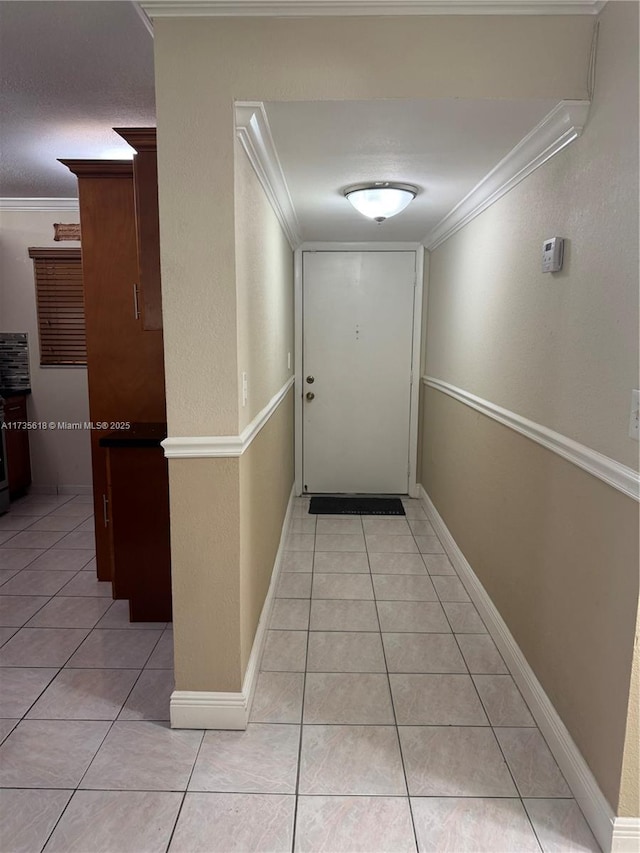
left=0, top=494, right=601, bottom=852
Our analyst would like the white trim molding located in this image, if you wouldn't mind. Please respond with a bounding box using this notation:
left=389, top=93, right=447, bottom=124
left=132, top=1, right=154, bottom=35
left=162, top=375, right=294, bottom=459
left=424, top=376, right=640, bottom=502
left=142, top=1, right=605, bottom=17
left=235, top=102, right=301, bottom=249
left=0, top=198, right=79, bottom=212
left=611, top=819, right=640, bottom=853
left=170, top=485, right=295, bottom=728
left=418, top=485, right=627, bottom=853
left=423, top=100, right=591, bottom=250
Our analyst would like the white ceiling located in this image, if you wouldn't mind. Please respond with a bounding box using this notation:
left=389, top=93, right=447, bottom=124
left=264, top=98, right=558, bottom=242
left=0, top=1, right=565, bottom=244
left=0, top=1, right=155, bottom=198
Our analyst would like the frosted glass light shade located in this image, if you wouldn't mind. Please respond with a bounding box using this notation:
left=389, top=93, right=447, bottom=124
left=344, top=182, right=418, bottom=222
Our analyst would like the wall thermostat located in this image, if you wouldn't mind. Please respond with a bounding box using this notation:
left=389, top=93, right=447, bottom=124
left=542, top=237, right=564, bottom=273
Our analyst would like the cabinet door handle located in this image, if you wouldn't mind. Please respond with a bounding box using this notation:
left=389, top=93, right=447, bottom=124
left=133, top=284, right=141, bottom=320
left=102, top=494, right=109, bottom=527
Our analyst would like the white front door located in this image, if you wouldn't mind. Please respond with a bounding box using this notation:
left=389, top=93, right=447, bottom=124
left=302, top=250, right=416, bottom=494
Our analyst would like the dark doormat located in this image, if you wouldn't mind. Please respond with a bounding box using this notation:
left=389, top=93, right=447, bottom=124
left=309, top=496, right=406, bottom=516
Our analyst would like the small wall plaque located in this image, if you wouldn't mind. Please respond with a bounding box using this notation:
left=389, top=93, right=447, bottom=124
left=53, top=223, right=81, bottom=242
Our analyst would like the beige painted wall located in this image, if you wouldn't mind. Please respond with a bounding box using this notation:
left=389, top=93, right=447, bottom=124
left=169, top=456, right=242, bottom=692
left=151, top=4, right=604, bottom=723
left=167, top=127, right=295, bottom=694
left=422, top=388, right=638, bottom=812
left=425, top=2, right=639, bottom=469
left=153, top=13, right=593, bottom=439
left=235, top=139, right=294, bottom=430
left=240, top=389, right=294, bottom=673
left=0, top=210, right=92, bottom=488
left=421, top=2, right=639, bottom=814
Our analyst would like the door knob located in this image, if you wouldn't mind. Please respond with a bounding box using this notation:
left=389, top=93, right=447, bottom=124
left=306, top=375, right=315, bottom=384
left=306, top=392, right=315, bottom=401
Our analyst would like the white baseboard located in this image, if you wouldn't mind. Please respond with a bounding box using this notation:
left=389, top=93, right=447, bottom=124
left=170, top=484, right=295, bottom=730
left=612, top=818, right=640, bottom=853
left=58, top=484, right=92, bottom=495
left=169, top=690, right=248, bottom=729
left=418, top=484, right=625, bottom=853
left=29, top=484, right=92, bottom=496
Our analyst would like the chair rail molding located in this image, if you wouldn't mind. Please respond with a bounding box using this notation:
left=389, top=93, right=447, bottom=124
left=423, top=100, right=591, bottom=250
left=141, top=0, right=606, bottom=17
left=235, top=101, right=301, bottom=250
left=162, top=375, right=294, bottom=458
left=424, top=377, right=640, bottom=502
left=418, top=485, right=637, bottom=853
left=0, top=198, right=79, bottom=211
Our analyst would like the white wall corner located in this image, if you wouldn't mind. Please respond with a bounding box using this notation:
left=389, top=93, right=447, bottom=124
left=169, top=484, right=295, bottom=729
left=423, top=99, right=591, bottom=251
left=417, top=484, right=622, bottom=853
left=0, top=198, right=79, bottom=211
left=234, top=101, right=302, bottom=249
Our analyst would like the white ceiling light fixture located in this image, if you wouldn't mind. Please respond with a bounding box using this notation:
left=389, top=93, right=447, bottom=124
left=344, top=181, right=419, bottom=223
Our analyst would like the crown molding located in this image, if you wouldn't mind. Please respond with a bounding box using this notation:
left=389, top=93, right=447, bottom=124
left=235, top=102, right=301, bottom=249
left=0, top=198, right=79, bottom=211
left=141, top=0, right=605, bottom=17
left=114, top=127, right=157, bottom=152
left=133, top=1, right=154, bottom=34
left=423, top=100, right=590, bottom=250
left=162, top=375, right=294, bottom=458
left=28, top=247, right=81, bottom=260
left=424, top=376, right=640, bottom=502
left=58, top=160, right=134, bottom=179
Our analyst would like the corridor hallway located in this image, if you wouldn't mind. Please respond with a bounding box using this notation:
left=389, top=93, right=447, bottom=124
left=0, top=493, right=601, bottom=851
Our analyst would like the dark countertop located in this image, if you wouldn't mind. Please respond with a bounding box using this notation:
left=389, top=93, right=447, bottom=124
left=99, top=422, right=167, bottom=449
left=0, top=388, right=31, bottom=398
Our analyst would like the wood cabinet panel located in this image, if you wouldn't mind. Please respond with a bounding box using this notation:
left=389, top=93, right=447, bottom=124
left=60, top=154, right=170, bottom=619
left=114, top=129, right=163, bottom=331
left=4, top=395, right=31, bottom=498
left=106, top=443, right=171, bottom=622
left=75, top=173, right=166, bottom=423
left=89, top=431, right=114, bottom=584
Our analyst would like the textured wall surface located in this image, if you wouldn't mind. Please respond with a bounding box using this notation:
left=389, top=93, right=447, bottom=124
left=425, top=3, right=639, bottom=467
left=421, top=1, right=639, bottom=814
left=240, top=390, right=294, bottom=673
left=0, top=210, right=91, bottom=488
left=169, top=455, right=242, bottom=693
left=235, top=138, right=294, bottom=431
left=154, top=13, right=593, bottom=438
left=422, top=387, right=638, bottom=812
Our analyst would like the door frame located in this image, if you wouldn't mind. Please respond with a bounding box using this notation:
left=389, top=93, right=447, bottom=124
left=294, top=242, right=425, bottom=498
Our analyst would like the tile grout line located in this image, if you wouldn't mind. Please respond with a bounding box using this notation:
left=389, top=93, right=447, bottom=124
left=289, top=498, right=314, bottom=852
left=413, top=502, right=560, bottom=851
left=362, top=507, right=420, bottom=853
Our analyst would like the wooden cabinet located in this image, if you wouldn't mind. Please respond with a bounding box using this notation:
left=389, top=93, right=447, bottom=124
left=60, top=153, right=168, bottom=607
left=102, top=425, right=171, bottom=622
left=114, top=128, right=162, bottom=331
left=4, top=394, right=31, bottom=498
